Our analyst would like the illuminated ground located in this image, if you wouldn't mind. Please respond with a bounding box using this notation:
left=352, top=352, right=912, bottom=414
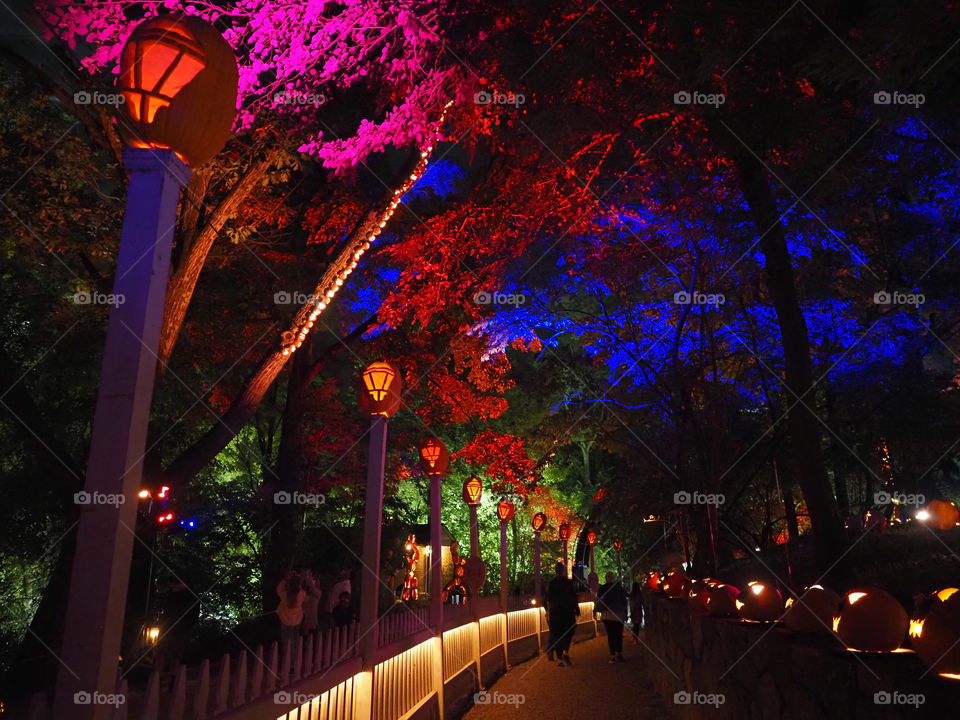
left=462, top=633, right=675, bottom=719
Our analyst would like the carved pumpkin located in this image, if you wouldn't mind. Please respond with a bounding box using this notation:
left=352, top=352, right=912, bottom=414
left=706, top=584, right=740, bottom=617
left=782, top=585, right=841, bottom=634
left=116, top=15, right=238, bottom=167
left=910, top=588, right=960, bottom=675
left=736, top=581, right=784, bottom=622
left=688, top=580, right=711, bottom=613
left=835, top=588, right=908, bottom=652
left=643, top=571, right=660, bottom=592
left=926, top=499, right=960, bottom=530
left=661, top=571, right=691, bottom=599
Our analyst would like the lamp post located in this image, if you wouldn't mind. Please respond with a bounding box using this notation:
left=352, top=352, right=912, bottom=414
left=496, top=500, right=515, bottom=610
left=462, top=477, right=486, bottom=594
left=419, top=437, right=449, bottom=630
left=357, top=361, right=402, bottom=664
left=532, top=512, right=546, bottom=603
left=586, top=527, right=599, bottom=593
left=53, top=15, right=237, bottom=718
left=558, top=522, right=572, bottom=577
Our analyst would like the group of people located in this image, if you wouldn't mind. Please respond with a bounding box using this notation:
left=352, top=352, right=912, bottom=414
left=276, top=566, right=357, bottom=649
left=544, top=563, right=646, bottom=666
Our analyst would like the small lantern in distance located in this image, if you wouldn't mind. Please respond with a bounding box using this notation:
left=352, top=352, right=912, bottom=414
left=532, top=512, right=547, bottom=533
left=463, top=476, right=483, bottom=506
left=358, top=361, right=402, bottom=417
left=613, top=538, right=622, bottom=551
left=558, top=522, right=572, bottom=542
left=497, top=499, right=516, bottom=523
left=116, top=14, right=239, bottom=167
left=586, top=528, right=598, bottom=545
left=418, top=437, right=449, bottom=476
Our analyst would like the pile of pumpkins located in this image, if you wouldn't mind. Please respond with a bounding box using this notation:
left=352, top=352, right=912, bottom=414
left=644, top=569, right=960, bottom=678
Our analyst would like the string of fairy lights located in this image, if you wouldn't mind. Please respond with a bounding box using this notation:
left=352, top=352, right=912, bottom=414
left=280, top=100, right=455, bottom=357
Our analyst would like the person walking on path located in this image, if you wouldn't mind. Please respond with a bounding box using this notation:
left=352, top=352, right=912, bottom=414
left=546, top=561, right=579, bottom=666
left=628, top=581, right=644, bottom=643
left=301, top=569, right=322, bottom=635
left=276, top=571, right=306, bottom=653
left=328, top=566, right=352, bottom=612
left=595, top=572, right=628, bottom=662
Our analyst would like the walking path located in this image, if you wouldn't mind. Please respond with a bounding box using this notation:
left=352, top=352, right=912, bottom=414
left=462, top=634, right=676, bottom=720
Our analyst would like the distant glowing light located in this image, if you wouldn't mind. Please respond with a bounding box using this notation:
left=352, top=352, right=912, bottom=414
left=916, top=510, right=930, bottom=521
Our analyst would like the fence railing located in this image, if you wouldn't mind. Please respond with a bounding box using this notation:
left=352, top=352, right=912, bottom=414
left=27, top=597, right=597, bottom=720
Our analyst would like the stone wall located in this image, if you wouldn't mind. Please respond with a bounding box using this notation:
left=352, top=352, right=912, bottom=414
left=644, top=595, right=960, bottom=720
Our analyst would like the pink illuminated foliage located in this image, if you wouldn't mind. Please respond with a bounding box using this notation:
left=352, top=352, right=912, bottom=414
left=36, top=0, right=469, bottom=172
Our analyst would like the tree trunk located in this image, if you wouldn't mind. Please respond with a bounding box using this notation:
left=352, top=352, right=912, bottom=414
left=261, top=339, right=312, bottom=611
left=157, top=150, right=282, bottom=369
left=735, top=152, right=845, bottom=573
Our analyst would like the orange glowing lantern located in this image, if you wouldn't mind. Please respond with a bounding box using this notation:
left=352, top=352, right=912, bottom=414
left=558, top=522, right=572, bottom=542
left=706, top=584, right=740, bottom=617
left=835, top=587, right=908, bottom=652
left=586, top=528, right=598, bottom=545
left=358, top=361, right=402, bottom=417
left=926, top=499, right=960, bottom=530
left=418, top=437, right=449, bottom=476
left=462, top=477, right=483, bottom=506
left=116, top=15, right=238, bottom=167
left=497, top=500, right=516, bottom=523
left=910, top=588, right=960, bottom=675
left=736, top=581, right=784, bottom=622
left=532, top=512, right=547, bottom=532
left=782, top=585, right=841, bottom=634
left=613, top=538, right=622, bottom=551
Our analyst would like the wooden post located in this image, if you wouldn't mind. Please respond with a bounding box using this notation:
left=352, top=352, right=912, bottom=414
left=499, top=520, right=509, bottom=611
left=52, top=149, right=189, bottom=719
left=359, top=415, right=388, bottom=665
left=430, top=473, right=443, bottom=632
left=533, top=531, right=542, bottom=604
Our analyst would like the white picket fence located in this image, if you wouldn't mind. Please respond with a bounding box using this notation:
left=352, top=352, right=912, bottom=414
left=27, top=598, right=597, bottom=720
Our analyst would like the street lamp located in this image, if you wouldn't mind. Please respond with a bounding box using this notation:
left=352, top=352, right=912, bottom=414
left=558, top=522, right=572, bottom=577
left=497, top=500, right=515, bottom=610
left=357, top=360, right=402, bottom=663
left=419, top=437, right=449, bottom=629
left=532, top=512, right=547, bottom=602
left=53, top=14, right=237, bottom=718
left=462, top=477, right=486, bottom=592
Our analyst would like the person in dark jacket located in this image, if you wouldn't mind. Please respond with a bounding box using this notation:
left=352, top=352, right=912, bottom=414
left=546, top=561, right=579, bottom=666
left=595, top=572, right=628, bottom=662
left=628, top=581, right=644, bottom=643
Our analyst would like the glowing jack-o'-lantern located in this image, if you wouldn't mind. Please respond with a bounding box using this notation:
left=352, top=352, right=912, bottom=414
left=706, top=584, right=740, bottom=617
left=835, top=587, right=908, bottom=652
left=643, top=571, right=660, bottom=592
left=782, top=585, right=841, bottom=634
left=910, top=588, right=960, bottom=675
left=462, top=476, right=483, bottom=506
left=358, top=361, right=402, bottom=417
left=116, top=15, right=238, bottom=167
left=736, top=581, right=784, bottom=622
left=532, top=512, right=547, bottom=532
left=925, top=499, right=960, bottom=530
left=418, top=437, right=449, bottom=476
left=586, top=528, right=598, bottom=545
left=496, top=500, right=516, bottom=523
left=661, top=571, right=691, bottom=599
left=688, top=580, right=711, bottom=613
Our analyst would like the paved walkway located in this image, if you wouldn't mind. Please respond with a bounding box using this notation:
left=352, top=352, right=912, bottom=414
left=462, top=634, right=676, bottom=720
